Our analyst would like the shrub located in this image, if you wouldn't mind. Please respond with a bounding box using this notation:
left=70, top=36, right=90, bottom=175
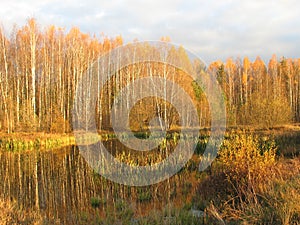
left=90, top=197, right=104, bottom=208
left=18, top=100, right=39, bottom=132
left=217, top=132, right=277, bottom=195
left=193, top=132, right=279, bottom=223
left=50, top=116, right=70, bottom=133
left=239, top=92, right=292, bottom=128
left=137, top=188, right=152, bottom=202
left=204, top=132, right=300, bottom=224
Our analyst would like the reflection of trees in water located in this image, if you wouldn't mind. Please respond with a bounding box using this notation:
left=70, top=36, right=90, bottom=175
left=0, top=144, right=199, bottom=224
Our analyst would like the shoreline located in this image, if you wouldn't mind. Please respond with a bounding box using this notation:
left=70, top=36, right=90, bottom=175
left=0, top=132, right=76, bottom=151
left=0, top=124, right=299, bottom=152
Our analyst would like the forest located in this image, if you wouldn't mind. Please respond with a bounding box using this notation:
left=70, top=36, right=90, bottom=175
left=0, top=19, right=300, bottom=225
left=0, top=18, right=299, bottom=134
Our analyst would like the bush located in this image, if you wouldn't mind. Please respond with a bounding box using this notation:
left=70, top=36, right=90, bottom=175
left=217, top=132, right=277, bottom=194
left=239, top=92, right=292, bottom=128
left=137, top=188, right=152, bottom=202
left=193, top=132, right=279, bottom=223
left=18, top=100, right=39, bottom=132
left=90, top=197, right=103, bottom=208
left=50, top=116, right=70, bottom=133
left=200, top=132, right=300, bottom=224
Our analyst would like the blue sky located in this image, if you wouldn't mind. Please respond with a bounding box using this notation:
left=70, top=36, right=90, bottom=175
left=1, top=0, right=300, bottom=63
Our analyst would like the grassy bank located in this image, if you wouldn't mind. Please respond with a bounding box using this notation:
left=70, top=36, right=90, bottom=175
left=0, top=124, right=299, bottom=153
left=0, top=132, right=76, bottom=151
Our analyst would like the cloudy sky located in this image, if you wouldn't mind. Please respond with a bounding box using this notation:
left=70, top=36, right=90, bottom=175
left=1, top=0, right=300, bottom=63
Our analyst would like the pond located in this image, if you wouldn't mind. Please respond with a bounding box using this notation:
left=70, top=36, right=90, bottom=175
left=0, top=138, right=204, bottom=224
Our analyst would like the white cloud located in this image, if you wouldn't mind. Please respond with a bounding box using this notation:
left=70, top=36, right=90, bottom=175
left=0, top=0, right=299, bottom=63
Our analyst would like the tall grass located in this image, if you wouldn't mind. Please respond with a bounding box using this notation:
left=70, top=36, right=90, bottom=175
left=0, top=199, right=43, bottom=225
left=194, top=131, right=300, bottom=224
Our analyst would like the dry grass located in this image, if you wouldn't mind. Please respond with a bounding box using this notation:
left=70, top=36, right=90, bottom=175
left=220, top=157, right=300, bottom=225
left=0, top=132, right=75, bottom=151
left=195, top=131, right=300, bottom=224
left=0, top=200, right=42, bottom=225
left=0, top=132, right=74, bottom=141
left=0, top=199, right=63, bottom=225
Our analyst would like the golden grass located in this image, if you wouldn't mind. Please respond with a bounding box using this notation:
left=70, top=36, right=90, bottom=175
left=0, top=132, right=76, bottom=151
left=194, top=131, right=300, bottom=224
left=0, top=199, right=43, bottom=225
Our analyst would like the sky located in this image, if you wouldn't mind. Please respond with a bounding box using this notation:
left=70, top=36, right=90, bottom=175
left=1, top=0, right=300, bottom=63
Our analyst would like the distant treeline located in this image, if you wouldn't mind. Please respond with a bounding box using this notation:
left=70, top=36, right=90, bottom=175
left=0, top=19, right=299, bottom=133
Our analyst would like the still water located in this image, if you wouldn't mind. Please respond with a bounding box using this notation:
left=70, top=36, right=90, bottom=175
left=0, top=140, right=200, bottom=224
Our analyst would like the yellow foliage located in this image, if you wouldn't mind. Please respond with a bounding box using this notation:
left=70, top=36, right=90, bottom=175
left=242, top=72, right=247, bottom=85
left=217, top=132, right=277, bottom=191
left=239, top=92, right=292, bottom=128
